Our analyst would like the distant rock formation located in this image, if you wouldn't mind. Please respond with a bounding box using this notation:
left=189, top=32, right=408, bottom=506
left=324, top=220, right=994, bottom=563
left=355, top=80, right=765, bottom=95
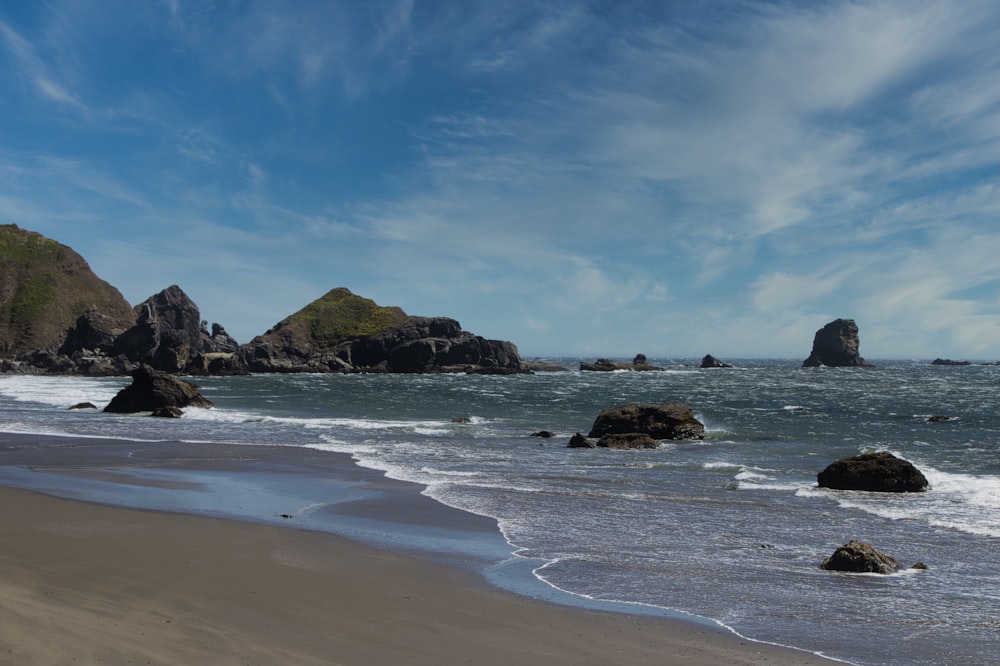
left=802, top=319, right=872, bottom=367
left=0, top=224, right=134, bottom=356
left=580, top=354, right=663, bottom=372
left=588, top=403, right=705, bottom=441
left=817, top=451, right=928, bottom=492
left=821, top=540, right=900, bottom=574
left=931, top=358, right=970, bottom=366
left=240, top=288, right=525, bottom=374
left=521, top=359, right=569, bottom=372
left=104, top=366, right=214, bottom=414
left=113, top=285, right=235, bottom=374
left=700, top=354, right=733, bottom=368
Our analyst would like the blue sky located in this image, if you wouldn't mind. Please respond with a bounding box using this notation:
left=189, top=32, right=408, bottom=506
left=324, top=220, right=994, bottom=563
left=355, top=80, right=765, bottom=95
left=1, top=1, right=997, bottom=359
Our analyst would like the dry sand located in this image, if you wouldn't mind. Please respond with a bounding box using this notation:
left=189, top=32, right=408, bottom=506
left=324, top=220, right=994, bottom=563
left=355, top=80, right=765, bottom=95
left=0, top=486, right=837, bottom=665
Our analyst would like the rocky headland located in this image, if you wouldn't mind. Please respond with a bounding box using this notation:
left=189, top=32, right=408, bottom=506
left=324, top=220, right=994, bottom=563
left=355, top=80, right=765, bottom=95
left=0, top=225, right=525, bottom=376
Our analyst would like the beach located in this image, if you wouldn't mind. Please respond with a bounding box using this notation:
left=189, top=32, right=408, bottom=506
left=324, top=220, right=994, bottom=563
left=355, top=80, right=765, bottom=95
left=0, top=485, right=836, bottom=665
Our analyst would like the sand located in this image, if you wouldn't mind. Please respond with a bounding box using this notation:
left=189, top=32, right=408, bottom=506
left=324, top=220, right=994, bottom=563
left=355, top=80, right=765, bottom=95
left=0, top=486, right=837, bottom=665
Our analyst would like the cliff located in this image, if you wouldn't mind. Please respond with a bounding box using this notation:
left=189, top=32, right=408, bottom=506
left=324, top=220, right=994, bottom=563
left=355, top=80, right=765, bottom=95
left=0, top=225, right=134, bottom=356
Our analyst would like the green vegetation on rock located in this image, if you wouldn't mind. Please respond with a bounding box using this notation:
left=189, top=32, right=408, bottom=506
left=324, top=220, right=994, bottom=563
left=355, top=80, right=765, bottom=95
left=0, top=224, right=135, bottom=356
left=265, top=287, right=411, bottom=346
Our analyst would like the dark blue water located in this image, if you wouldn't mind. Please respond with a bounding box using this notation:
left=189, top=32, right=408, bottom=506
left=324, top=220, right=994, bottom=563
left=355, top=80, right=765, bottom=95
left=0, top=359, right=997, bottom=665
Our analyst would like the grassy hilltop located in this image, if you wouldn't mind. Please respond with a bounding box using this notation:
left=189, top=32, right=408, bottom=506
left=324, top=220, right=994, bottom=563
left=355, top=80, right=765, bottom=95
left=0, top=225, right=134, bottom=356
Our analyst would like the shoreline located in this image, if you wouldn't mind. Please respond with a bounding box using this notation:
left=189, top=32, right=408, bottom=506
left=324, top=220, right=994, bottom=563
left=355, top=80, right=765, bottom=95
left=0, top=485, right=840, bottom=665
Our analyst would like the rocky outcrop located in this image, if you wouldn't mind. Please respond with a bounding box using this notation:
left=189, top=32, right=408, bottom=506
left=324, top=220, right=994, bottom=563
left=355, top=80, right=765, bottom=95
left=112, top=285, right=236, bottom=374
left=821, top=540, right=900, bottom=574
left=817, top=451, right=928, bottom=492
left=0, top=224, right=135, bottom=356
left=521, top=359, right=569, bottom=372
left=580, top=355, right=663, bottom=372
left=931, top=358, right=970, bottom=366
left=700, top=354, right=732, bottom=368
left=597, top=433, right=658, bottom=449
left=103, top=366, right=214, bottom=414
left=588, top=403, right=705, bottom=441
left=240, top=288, right=525, bottom=374
left=566, top=433, right=595, bottom=448
left=802, top=319, right=872, bottom=367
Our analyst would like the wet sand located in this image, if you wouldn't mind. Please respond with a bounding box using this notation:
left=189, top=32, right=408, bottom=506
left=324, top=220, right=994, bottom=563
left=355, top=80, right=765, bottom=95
left=0, top=486, right=839, bottom=665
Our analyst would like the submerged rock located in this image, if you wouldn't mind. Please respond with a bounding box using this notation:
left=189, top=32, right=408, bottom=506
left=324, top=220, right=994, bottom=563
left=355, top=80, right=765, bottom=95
left=588, top=403, right=705, bottom=441
left=580, top=356, right=663, bottom=372
left=817, top=451, right=928, bottom=492
left=566, top=433, right=595, bottom=448
left=802, top=318, right=872, bottom=367
left=821, top=540, right=900, bottom=574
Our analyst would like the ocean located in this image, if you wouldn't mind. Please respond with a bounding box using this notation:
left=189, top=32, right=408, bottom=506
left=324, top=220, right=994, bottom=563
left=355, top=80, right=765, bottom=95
left=0, top=359, right=997, bottom=665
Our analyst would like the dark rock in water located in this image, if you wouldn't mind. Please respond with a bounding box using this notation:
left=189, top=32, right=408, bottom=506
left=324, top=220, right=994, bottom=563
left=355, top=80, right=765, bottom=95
left=451, top=417, right=472, bottom=424
left=68, top=402, right=97, bottom=410
left=821, top=540, right=900, bottom=574
left=598, top=433, right=658, bottom=449
left=802, top=319, right=872, bottom=367
left=589, top=403, right=705, bottom=441
left=700, top=354, right=733, bottom=368
left=521, top=359, right=568, bottom=372
left=530, top=430, right=555, bottom=438
left=817, top=451, right=928, bottom=492
left=910, top=562, right=928, bottom=570
left=104, top=366, right=214, bottom=414
left=566, top=433, right=595, bottom=448
left=924, top=415, right=958, bottom=423
left=151, top=406, right=183, bottom=418
left=580, top=357, right=663, bottom=372
left=931, top=358, right=971, bottom=366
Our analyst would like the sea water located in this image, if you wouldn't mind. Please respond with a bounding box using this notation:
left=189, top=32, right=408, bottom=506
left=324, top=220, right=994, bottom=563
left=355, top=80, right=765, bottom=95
left=0, top=359, right=996, bottom=665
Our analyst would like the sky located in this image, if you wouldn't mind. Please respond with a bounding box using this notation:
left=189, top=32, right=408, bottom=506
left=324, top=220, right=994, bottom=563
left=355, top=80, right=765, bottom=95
left=1, top=1, right=997, bottom=360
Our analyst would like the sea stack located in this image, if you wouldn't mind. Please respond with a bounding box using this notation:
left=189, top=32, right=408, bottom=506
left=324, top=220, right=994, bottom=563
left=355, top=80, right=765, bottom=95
left=802, top=318, right=872, bottom=367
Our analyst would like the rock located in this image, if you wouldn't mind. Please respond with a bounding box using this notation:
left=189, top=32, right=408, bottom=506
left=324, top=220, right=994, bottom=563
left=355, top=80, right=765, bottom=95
left=580, top=357, right=663, bottom=372
left=104, top=366, right=214, bottom=414
left=700, top=354, right=733, bottom=368
left=68, top=402, right=97, bottom=410
left=597, top=433, right=658, bottom=449
left=241, top=288, right=524, bottom=374
left=817, top=451, right=928, bottom=492
left=113, top=285, right=239, bottom=374
left=151, top=406, right=183, bottom=418
left=821, top=540, right=900, bottom=574
left=802, top=319, right=872, bottom=367
left=530, top=430, right=555, bottom=438
left=910, top=562, right=928, bottom=570
left=451, top=417, right=472, bottom=424
left=566, top=433, right=595, bottom=448
left=588, top=403, right=705, bottom=441
left=0, top=225, right=135, bottom=357
left=59, top=307, right=131, bottom=356
left=521, top=359, right=569, bottom=372
left=924, top=415, right=957, bottom=423
left=931, top=358, right=971, bottom=366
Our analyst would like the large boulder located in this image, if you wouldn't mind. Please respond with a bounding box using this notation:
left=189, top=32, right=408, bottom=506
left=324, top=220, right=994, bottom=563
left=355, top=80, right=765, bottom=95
left=821, top=540, right=900, bottom=574
left=104, top=366, right=214, bottom=413
left=588, top=403, right=705, bottom=441
left=817, top=451, right=928, bottom=492
left=802, top=318, right=872, bottom=367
